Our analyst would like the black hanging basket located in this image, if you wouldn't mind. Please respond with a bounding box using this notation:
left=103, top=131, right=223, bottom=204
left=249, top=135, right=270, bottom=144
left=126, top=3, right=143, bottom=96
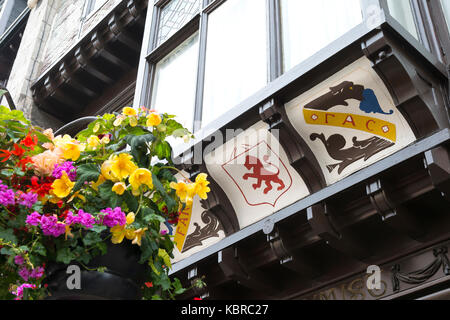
left=46, top=117, right=148, bottom=300
left=54, top=116, right=98, bottom=137
left=45, top=240, right=148, bottom=300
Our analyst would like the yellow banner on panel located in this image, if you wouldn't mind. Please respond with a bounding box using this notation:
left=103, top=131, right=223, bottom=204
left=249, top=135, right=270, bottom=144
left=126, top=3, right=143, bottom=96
left=174, top=202, right=193, bottom=252
left=303, top=109, right=396, bottom=142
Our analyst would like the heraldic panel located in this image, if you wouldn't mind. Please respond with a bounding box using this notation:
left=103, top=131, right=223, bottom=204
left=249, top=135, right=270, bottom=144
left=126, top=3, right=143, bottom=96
left=285, top=57, right=417, bottom=185
left=161, top=173, right=226, bottom=263
left=204, top=121, right=310, bottom=229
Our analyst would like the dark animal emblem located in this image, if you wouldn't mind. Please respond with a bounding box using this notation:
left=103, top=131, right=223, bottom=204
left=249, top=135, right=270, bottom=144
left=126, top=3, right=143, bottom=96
left=242, top=155, right=285, bottom=194
left=310, top=133, right=394, bottom=174
left=182, top=212, right=224, bottom=253
left=305, top=81, right=393, bottom=115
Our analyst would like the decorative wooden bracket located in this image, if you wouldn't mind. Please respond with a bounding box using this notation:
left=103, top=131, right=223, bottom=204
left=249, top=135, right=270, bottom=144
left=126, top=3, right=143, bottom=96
left=366, top=179, right=425, bottom=241
left=307, top=203, right=371, bottom=261
left=259, top=98, right=326, bottom=193
left=424, top=146, right=450, bottom=201
left=266, top=226, right=321, bottom=279
left=218, top=246, right=279, bottom=296
left=361, top=30, right=447, bottom=139
left=180, top=150, right=240, bottom=236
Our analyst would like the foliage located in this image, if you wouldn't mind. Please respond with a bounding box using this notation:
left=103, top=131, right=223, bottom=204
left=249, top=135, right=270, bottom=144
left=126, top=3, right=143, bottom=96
left=0, top=105, right=208, bottom=300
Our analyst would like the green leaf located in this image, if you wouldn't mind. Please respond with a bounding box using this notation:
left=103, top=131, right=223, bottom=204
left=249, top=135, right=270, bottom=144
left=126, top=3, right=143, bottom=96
left=172, top=278, right=186, bottom=295
left=152, top=173, right=177, bottom=213
left=56, top=247, right=75, bottom=264
left=96, top=242, right=107, bottom=255
left=91, top=225, right=107, bottom=233
left=33, top=243, right=47, bottom=257
left=124, top=133, right=155, bottom=167
left=122, top=190, right=139, bottom=213
left=0, top=230, right=17, bottom=244
left=158, top=248, right=172, bottom=269
left=82, top=232, right=102, bottom=246
left=73, top=163, right=100, bottom=191
left=153, top=140, right=172, bottom=160
left=98, top=181, right=122, bottom=208
left=139, top=235, right=154, bottom=264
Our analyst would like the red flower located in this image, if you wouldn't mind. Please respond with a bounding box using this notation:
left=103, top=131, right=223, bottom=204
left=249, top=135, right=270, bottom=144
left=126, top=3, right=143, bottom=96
left=0, top=149, right=12, bottom=162
left=27, top=176, right=53, bottom=197
left=11, top=144, right=25, bottom=158
left=144, top=282, right=153, bottom=288
left=20, top=133, right=38, bottom=150
left=193, top=297, right=202, bottom=300
left=17, top=156, right=33, bottom=171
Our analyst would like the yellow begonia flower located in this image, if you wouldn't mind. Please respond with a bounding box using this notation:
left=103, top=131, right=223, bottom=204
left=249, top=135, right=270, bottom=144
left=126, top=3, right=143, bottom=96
left=146, top=113, right=162, bottom=127
left=65, top=225, right=74, bottom=240
left=67, top=190, right=86, bottom=203
left=112, top=182, right=126, bottom=195
left=129, top=168, right=153, bottom=193
left=93, top=122, right=100, bottom=133
left=113, top=115, right=125, bottom=127
left=129, top=116, right=138, bottom=127
left=53, top=135, right=85, bottom=161
left=91, top=174, right=106, bottom=191
left=132, top=228, right=148, bottom=246
left=122, top=107, right=137, bottom=116
left=111, top=212, right=136, bottom=244
left=87, top=135, right=100, bottom=149
left=51, top=172, right=75, bottom=198
left=110, top=153, right=138, bottom=181
left=194, top=173, right=210, bottom=200
left=101, top=160, right=118, bottom=182
left=100, top=136, right=110, bottom=145
left=169, top=181, right=196, bottom=203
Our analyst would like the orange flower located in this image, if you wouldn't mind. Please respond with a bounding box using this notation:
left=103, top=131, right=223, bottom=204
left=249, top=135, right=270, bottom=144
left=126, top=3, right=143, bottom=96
left=20, top=133, right=38, bottom=150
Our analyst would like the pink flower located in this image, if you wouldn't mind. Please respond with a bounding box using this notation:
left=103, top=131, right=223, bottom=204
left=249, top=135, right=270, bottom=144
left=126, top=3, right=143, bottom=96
left=11, top=283, right=36, bottom=300
left=31, top=148, right=64, bottom=176
left=14, top=255, right=24, bottom=265
left=18, top=267, right=30, bottom=281
left=25, top=212, right=42, bottom=226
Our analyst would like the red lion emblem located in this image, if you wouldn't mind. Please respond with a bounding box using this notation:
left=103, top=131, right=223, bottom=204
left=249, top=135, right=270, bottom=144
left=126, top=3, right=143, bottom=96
left=242, top=155, right=285, bottom=194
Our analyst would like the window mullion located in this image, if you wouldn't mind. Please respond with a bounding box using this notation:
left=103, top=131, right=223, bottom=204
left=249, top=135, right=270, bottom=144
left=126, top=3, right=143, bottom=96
left=193, top=3, right=209, bottom=132
left=268, top=0, right=283, bottom=80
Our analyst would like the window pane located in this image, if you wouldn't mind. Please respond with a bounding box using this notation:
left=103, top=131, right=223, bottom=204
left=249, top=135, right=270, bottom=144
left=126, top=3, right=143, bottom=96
left=281, top=0, right=362, bottom=72
left=202, top=0, right=268, bottom=127
left=387, top=0, right=420, bottom=40
left=151, top=33, right=199, bottom=131
left=157, top=0, right=201, bottom=46
left=441, top=0, right=450, bottom=34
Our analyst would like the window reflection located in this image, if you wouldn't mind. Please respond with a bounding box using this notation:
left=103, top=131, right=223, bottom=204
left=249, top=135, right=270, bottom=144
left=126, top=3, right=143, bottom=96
left=151, top=33, right=200, bottom=132
left=387, top=0, right=420, bottom=41
left=157, top=0, right=201, bottom=46
left=280, top=0, right=362, bottom=72
left=202, top=0, right=268, bottom=128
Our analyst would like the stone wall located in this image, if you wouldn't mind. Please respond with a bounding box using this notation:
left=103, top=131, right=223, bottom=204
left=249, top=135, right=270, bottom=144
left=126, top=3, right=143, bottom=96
left=6, top=0, right=122, bottom=130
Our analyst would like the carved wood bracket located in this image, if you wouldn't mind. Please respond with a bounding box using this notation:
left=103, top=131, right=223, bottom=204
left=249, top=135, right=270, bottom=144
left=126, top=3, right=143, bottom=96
left=361, top=30, right=448, bottom=139
left=259, top=98, right=326, bottom=193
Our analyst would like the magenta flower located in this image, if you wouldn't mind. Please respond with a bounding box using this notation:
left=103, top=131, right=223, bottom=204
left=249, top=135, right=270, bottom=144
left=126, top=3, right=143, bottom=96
left=18, top=267, right=31, bottom=281
left=11, top=283, right=36, bottom=300
left=25, top=212, right=42, bottom=226
left=66, top=210, right=95, bottom=229
left=18, top=192, right=38, bottom=208
left=99, top=207, right=126, bottom=227
left=0, top=189, right=15, bottom=206
left=30, top=266, right=45, bottom=279
left=14, top=255, right=25, bottom=266
left=40, top=215, right=66, bottom=237
left=53, top=161, right=77, bottom=181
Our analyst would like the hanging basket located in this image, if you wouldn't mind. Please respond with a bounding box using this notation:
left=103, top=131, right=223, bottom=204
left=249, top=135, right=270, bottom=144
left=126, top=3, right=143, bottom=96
left=45, top=240, right=147, bottom=300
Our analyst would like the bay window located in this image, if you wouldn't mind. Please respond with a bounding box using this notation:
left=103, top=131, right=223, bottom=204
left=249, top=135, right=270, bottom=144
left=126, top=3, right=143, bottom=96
left=151, top=32, right=200, bottom=131
left=138, top=0, right=449, bottom=141
left=201, top=0, right=268, bottom=127
left=280, top=0, right=362, bottom=72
